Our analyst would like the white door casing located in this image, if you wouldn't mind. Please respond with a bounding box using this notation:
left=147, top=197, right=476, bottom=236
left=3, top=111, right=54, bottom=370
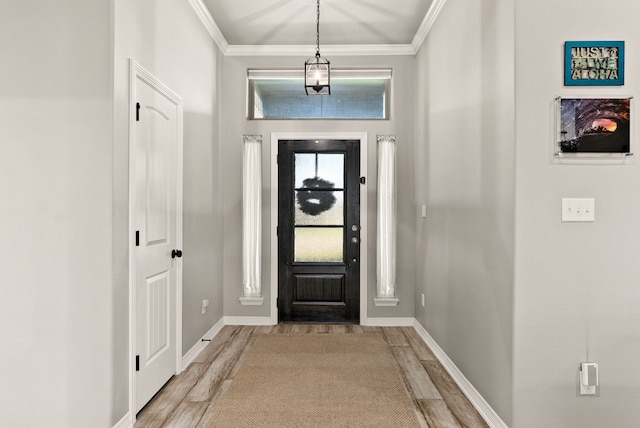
left=129, top=61, right=183, bottom=414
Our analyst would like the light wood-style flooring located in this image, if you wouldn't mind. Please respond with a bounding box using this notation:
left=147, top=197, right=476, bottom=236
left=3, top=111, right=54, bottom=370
left=135, top=325, right=489, bottom=428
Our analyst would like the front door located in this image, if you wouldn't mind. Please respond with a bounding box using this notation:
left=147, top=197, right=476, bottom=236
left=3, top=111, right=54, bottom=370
left=278, top=139, right=360, bottom=323
left=132, top=68, right=182, bottom=413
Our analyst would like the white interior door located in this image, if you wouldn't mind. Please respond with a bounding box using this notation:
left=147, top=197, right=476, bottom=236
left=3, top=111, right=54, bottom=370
left=132, top=64, right=183, bottom=413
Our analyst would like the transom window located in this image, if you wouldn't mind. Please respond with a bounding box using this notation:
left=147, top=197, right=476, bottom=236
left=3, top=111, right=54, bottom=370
left=248, top=69, right=391, bottom=120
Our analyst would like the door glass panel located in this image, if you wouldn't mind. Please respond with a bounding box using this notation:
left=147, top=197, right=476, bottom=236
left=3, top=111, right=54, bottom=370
left=295, top=153, right=344, bottom=188
left=294, top=227, right=343, bottom=262
left=295, top=191, right=343, bottom=225
left=293, top=151, right=345, bottom=263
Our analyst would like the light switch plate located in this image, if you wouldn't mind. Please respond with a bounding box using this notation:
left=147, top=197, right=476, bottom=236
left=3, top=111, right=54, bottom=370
left=562, top=198, right=595, bottom=222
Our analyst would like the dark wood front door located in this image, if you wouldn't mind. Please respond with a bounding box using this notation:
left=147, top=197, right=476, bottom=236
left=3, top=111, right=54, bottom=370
left=278, top=139, right=360, bottom=323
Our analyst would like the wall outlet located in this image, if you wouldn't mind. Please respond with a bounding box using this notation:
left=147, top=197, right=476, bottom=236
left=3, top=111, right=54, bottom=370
left=580, top=383, right=597, bottom=396
left=580, top=362, right=598, bottom=396
left=421, top=293, right=425, bottom=307
left=202, top=299, right=209, bottom=314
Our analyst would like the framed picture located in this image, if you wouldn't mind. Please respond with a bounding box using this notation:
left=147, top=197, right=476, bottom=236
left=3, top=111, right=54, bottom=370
left=565, top=41, right=624, bottom=86
left=556, top=97, right=632, bottom=157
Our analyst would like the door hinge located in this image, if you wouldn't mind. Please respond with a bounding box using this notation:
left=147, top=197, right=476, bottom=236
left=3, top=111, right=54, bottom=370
left=276, top=226, right=279, bottom=236
left=360, top=176, right=366, bottom=184
left=135, top=355, right=140, bottom=372
left=136, top=102, right=140, bottom=121
left=135, top=230, right=140, bottom=247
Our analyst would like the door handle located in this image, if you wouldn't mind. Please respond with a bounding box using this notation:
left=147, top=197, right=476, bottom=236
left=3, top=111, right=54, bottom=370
left=171, top=249, right=183, bottom=259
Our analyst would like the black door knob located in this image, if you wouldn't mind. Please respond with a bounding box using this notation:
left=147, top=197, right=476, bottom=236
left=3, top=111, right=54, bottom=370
left=171, top=249, right=183, bottom=259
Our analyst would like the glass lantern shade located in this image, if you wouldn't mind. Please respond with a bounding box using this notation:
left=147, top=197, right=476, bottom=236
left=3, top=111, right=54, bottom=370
left=305, top=55, right=331, bottom=95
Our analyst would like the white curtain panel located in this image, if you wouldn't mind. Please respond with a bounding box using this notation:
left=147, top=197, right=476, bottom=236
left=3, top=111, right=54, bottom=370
left=376, top=135, right=397, bottom=299
left=242, top=135, right=262, bottom=297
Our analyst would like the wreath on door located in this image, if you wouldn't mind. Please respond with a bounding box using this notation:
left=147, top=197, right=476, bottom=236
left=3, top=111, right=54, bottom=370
left=296, top=153, right=337, bottom=216
left=297, top=177, right=337, bottom=216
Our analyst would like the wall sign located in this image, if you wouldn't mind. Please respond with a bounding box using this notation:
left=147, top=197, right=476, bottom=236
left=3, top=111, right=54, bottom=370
left=565, top=41, right=624, bottom=86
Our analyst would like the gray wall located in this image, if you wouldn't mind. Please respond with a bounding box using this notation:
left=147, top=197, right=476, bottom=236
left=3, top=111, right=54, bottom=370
left=514, top=0, right=640, bottom=426
left=113, top=0, right=224, bottom=421
left=0, top=1, right=114, bottom=426
left=416, top=0, right=640, bottom=425
left=414, top=0, right=515, bottom=424
left=0, top=1, right=223, bottom=426
left=219, top=55, right=417, bottom=320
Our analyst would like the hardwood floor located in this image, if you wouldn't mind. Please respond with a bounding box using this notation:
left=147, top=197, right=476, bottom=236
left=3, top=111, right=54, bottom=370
left=135, top=325, right=489, bottom=428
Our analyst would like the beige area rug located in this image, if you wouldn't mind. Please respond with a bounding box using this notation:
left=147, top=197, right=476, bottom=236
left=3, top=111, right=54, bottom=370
left=207, top=333, right=421, bottom=428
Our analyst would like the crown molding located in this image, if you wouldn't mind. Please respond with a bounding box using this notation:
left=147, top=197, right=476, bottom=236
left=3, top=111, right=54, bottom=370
left=188, top=0, right=229, bottom=53
left=225, top=44, right=415, bottom=57
left=412, top=0, right=448, bottom=52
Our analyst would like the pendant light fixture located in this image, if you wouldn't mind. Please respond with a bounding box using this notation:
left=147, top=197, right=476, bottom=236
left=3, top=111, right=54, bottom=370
left=305, top=0, right=330, bottom=95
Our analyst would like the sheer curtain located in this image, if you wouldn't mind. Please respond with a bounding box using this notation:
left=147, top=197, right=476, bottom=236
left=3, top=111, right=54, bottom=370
left=241, top=135, right=263, bottom=305
left=375, top=135, right=399, bottom=306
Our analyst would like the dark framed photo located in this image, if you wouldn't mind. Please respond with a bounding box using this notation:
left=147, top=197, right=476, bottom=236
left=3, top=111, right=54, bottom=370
left=565, top=41, right=624, bottom=86
left=556, top=97, right=631, bottom=156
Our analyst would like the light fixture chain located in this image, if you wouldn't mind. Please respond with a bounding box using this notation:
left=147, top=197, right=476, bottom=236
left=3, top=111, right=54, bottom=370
left=315, top=0, right=320, bottom=56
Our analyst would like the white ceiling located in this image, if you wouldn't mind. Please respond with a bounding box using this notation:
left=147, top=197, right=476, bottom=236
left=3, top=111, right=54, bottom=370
left=199, top=0, right=438, bottom=52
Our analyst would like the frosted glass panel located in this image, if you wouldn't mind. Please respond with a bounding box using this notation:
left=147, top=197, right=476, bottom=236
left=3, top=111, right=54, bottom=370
left=294, top=228, right=343, bottom=262
left=250, top=78, right=389, bottom=119
left=295, top=153, right=344, bottom=188
left=295, top=191, right=343, bottom=225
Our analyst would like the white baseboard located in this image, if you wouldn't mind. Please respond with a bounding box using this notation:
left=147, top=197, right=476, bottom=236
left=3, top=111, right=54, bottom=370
left=224, top=316, right=275, bottom=326
left=181, top=317, right=225, bottom=369
left=364, top=317, right=415, bottom=327
left=112, top=412, right=133, bottom=428
left=412, top=320, right=508, bottom=428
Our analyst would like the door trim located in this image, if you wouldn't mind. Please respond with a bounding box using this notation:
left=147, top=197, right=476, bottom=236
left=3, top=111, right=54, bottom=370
left=270, top=132, right=368, bottom=324
left=128, top=59, right=184, bottom=418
